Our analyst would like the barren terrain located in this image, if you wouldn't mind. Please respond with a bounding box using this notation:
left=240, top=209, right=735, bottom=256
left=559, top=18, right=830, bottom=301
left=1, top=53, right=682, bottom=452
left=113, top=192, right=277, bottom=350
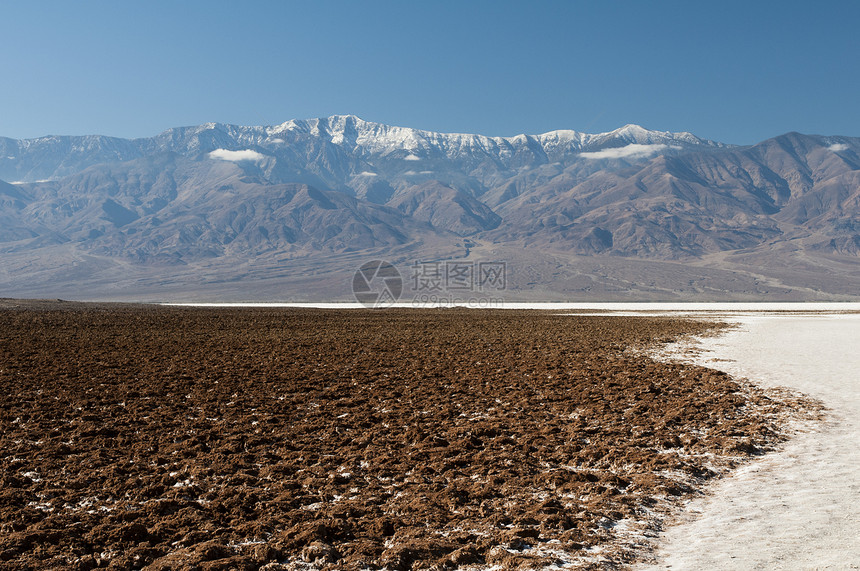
left=0, top=303, right=810, bottom=569
left=643, top=315, right=859, bottom=569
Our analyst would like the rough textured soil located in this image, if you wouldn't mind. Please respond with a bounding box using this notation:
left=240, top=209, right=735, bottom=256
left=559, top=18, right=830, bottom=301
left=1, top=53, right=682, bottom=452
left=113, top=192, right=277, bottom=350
left=0, top=302, right=802, bottom=570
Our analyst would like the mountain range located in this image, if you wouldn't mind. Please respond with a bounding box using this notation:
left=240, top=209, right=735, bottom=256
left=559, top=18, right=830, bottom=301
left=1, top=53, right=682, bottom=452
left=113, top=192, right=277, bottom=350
left=1, top=115, right=858, bottom=301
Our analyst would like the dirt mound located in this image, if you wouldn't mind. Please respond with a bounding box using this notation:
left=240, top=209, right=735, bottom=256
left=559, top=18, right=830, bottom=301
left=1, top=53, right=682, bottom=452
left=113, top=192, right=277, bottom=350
left=0, top=306, right=795, bottom=569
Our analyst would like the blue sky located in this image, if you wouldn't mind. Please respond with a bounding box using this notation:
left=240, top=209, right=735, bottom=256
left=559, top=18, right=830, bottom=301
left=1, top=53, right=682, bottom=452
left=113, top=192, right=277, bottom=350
left=1, top=0, right=858, bottom=144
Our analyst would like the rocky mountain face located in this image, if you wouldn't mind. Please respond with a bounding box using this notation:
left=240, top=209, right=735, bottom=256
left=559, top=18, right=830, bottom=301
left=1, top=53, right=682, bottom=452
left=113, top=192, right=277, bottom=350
left=1, top=116, right=859, bottom=300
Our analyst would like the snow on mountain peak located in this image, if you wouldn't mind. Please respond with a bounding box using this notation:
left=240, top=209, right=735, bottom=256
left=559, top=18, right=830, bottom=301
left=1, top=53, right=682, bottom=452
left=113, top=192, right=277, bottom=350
left=605, top=124, right=676, bottom=142
left=0, top=115, right=729, bottom=184
left=164, top=116, right=724, bottom=166
left=614, top=124, right=650, bottom=135
left=144, top=116, right=723, bottom=160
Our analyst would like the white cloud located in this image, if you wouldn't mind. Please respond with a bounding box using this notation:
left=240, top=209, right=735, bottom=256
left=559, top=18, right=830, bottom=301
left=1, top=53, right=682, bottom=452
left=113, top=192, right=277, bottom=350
left=404, top=154, right=421, bottom=161
left=829, top=143, right=849, bottom=152
left=580, top=143, right=675, bottom=160
left=358, top=171, right=378, bottom=176
left=209, top=149, right=266, bottom=162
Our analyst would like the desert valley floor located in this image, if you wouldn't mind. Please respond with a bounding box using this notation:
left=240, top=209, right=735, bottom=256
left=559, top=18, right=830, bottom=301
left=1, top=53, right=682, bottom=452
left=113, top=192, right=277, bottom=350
left=0, top=302, right=830, bottom=569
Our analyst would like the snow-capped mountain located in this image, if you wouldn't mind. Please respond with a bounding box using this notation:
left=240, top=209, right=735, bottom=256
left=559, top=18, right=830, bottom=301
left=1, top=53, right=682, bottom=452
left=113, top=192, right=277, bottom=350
left=0, top=117, right=859, bottom=301
left=0, top=115, right=725, bottom=185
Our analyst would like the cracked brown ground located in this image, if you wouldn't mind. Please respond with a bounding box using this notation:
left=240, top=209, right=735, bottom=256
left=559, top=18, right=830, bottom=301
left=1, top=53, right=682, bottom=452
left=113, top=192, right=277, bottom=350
left=0, top=303, right=809, bottom=570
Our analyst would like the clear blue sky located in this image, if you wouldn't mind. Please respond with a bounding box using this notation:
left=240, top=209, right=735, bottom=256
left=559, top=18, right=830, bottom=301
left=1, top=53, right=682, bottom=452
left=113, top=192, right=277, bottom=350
left=1, top=0, right=858, bottom=144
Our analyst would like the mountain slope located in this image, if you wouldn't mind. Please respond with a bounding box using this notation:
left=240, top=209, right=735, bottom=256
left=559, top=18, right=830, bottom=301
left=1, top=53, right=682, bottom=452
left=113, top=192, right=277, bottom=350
left=1, top=117, right=859, bottom=300
left=6, top=154, right=448, bottom=263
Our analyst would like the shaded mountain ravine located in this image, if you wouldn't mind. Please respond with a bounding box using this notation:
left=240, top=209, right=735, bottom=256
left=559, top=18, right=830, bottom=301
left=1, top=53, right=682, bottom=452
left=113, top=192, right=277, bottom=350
left=1, top=117, right=859, bottom=300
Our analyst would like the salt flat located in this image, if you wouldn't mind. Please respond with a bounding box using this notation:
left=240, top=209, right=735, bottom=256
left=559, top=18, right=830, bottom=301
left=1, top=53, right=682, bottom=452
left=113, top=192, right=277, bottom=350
left=163, top=301, right=860, bottom=569
left=166, top=302, right=860, bottom=311
left=642, top=314, right=860, bottom=570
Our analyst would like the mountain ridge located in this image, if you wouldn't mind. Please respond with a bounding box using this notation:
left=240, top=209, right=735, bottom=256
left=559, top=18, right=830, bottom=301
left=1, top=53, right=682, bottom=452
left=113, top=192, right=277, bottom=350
left=1, top=117, right=859, bottom=301
left=1, top=116, right=727, bottom=184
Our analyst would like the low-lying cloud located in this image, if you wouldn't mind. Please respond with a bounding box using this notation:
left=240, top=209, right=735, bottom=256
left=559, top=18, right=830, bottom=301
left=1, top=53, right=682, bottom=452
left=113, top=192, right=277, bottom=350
left=829, top=143, right=849, bottom=152
left=580, top=143, right=674, bottom=160
left=209, top=149, right=266, bottom=162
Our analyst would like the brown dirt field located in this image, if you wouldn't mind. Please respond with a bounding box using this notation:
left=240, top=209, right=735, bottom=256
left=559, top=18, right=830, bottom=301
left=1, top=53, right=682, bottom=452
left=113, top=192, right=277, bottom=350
left=0, top=303, right=805, bottom=570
